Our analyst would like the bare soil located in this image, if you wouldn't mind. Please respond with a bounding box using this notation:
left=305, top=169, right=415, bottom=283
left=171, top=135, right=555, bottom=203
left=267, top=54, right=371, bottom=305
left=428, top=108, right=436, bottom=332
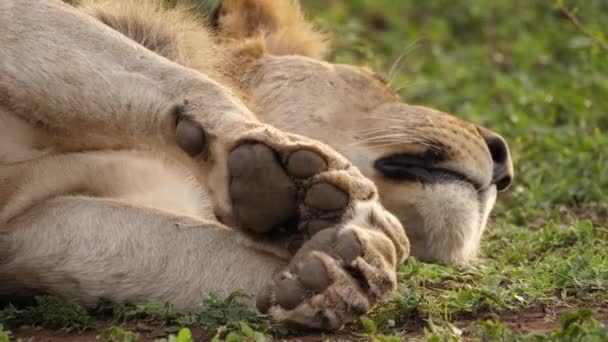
left=558, top=206, right=608, bottom=227
left=457, top=306, right=608, bottom=336
left=9, top=306, right=607, bottom=341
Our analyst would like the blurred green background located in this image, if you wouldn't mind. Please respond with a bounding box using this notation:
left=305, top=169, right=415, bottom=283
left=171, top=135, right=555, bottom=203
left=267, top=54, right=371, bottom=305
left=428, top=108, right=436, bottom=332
left=305, top=0, right=607, bottom=226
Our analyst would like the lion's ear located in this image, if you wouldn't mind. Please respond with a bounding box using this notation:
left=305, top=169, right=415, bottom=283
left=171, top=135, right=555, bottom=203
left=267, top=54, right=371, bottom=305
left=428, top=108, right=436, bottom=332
left=217, top=0, right=329, bottom=59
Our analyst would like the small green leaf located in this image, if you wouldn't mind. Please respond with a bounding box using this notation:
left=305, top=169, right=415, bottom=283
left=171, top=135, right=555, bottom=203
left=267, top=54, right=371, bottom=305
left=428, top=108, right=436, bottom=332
left=225, top=332, right=243, bottom=342
left=175, top=328, right=194, bottom=342
left=360, top=317, right=377, bottom=335
left=238, top=321, right=255, bottom=338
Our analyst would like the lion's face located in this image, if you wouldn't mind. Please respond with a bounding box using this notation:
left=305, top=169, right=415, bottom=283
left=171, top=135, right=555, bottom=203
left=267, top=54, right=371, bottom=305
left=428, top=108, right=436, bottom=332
left=251, top=55, right=513, bottom=264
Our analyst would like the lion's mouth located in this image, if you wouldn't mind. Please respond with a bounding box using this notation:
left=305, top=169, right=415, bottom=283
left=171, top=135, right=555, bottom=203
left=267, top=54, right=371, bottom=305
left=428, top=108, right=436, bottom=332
left=374, top=154, right=484, bottom=191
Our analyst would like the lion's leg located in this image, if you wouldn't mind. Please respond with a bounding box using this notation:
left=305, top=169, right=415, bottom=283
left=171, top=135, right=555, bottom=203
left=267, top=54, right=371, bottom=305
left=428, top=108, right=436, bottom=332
left=0, top=151, right=213, bottom=225
left=0, top=0, right=256, bottom=151
left=0, top=195, right=286, bottom=310
left=0, top=1, right=352, bottom=228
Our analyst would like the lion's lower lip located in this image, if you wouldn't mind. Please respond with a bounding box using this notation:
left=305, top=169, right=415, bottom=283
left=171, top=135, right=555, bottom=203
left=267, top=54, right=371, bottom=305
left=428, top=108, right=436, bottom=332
left=430, top=167, right=484, bottom=192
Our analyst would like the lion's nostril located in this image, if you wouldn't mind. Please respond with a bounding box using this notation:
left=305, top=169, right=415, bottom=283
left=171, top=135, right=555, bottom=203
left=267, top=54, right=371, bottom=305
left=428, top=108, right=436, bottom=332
left=477, top=127, right=513, bottom=191
left=485, top=134, right=508, bottom=165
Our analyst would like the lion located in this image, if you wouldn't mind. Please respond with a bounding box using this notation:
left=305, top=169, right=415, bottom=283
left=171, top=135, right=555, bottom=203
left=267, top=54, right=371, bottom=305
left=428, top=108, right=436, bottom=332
left=0, top=0, right=513, bottom=330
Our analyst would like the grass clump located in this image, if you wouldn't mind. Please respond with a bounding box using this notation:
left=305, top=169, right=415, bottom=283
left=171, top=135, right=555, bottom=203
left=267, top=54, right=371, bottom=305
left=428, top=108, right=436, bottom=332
left=179, top=290, right=269, bottom=334
left=0, top=296, right=93, bottom=332
left=112, top=302, right=181, bottom=325
left=182, top=290, right=273, bottom=342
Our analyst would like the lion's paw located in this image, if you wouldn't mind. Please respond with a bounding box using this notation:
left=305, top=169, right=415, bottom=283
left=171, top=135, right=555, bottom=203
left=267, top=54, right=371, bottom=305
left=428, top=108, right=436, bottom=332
left=227, top=131, right=376, bottom=239
left=255, top=203, right=409, bottom=330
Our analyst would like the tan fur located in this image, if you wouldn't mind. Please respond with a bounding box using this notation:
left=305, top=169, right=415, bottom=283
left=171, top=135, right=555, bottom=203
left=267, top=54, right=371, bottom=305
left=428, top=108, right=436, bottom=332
left=219, top=0, right=328, bottom=58
left=0, top=0, right=511, bottom=329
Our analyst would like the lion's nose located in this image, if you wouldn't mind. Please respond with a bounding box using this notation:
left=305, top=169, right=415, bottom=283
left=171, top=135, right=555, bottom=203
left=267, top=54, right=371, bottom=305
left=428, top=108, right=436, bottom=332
left=477, top=127, right=513, bottom=191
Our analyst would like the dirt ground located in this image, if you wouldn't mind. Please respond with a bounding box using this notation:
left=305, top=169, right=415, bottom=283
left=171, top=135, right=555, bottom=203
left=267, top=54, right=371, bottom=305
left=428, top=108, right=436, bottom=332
left=455, top=306, right=608, bottom=336
left=9, top=306, right=607, bottom=341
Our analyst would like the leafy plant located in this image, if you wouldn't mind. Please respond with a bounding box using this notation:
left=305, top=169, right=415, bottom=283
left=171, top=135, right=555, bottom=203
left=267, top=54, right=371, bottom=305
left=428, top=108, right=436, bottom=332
left=112, top=302, right=180, bottom=324
left=0, top=296, right=93, bottom=331
left=180, top=290, right=269, bottom=334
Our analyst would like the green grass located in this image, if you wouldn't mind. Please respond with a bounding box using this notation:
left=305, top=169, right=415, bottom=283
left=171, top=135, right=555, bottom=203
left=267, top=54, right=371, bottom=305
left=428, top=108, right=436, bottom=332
left=1, top=294, right=274, bottom=341
left=108, top=291, right=274, bottom=340
left=2, top=0, right=607, bottom=340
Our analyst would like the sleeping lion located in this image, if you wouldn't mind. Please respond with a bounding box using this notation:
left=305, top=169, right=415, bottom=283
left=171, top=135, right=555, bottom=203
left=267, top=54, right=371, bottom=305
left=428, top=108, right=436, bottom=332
left=0, top=0, right=513, bottom=330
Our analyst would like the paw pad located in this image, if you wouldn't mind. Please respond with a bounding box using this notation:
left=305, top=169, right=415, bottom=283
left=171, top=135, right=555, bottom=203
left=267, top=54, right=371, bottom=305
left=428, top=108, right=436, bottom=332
left=275, top=276, right=308, bottom=310
left=296, top=256, right=331, bottom=293
left=228, top=143, right=350, bottom=234
left=228, top=143, right=297, bottom=233
left=304, top=183, right=348, bottom=211
left=287, top=150, right=327, bottom=178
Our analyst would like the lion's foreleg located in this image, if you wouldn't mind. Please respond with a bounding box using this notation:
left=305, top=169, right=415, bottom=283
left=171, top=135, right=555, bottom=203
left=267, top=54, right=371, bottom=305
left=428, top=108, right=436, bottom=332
left=0, top=196, right=286, bottom=309
left=0, top=0, right=256, bottom=151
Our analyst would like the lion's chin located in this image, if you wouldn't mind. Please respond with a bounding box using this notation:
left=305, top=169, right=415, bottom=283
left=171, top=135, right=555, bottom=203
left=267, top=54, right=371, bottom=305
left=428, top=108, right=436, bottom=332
left=379, top=182, right=497, bottom=265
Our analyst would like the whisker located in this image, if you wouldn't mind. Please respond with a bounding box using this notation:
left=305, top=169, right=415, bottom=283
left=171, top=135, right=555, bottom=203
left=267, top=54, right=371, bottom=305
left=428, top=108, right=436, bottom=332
left=352, top=127, right=417, bottom=135
left=354, top=135, right=440, bottom=148
left=388, top=39, right=423, bottom=85
left=391, top=79, right=421, bottom=96
left=357, top=133, right=421, bottom=141
left=356, top=116, right=415, bottom=124
left=357, top=140, right=432, bottom=148
left=355, top=129, right=423, bottom=139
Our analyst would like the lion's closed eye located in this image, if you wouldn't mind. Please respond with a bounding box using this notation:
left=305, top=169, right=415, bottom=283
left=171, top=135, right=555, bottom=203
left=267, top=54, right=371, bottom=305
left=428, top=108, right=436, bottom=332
left=375, top=153, right=484, bottom=191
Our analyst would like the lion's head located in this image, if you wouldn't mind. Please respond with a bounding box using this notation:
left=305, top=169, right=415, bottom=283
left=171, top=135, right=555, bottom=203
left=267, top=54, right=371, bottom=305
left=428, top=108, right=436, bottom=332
left=216, top=0, right=514, bottom=265
left=246, top=55, right=512, bottom=265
